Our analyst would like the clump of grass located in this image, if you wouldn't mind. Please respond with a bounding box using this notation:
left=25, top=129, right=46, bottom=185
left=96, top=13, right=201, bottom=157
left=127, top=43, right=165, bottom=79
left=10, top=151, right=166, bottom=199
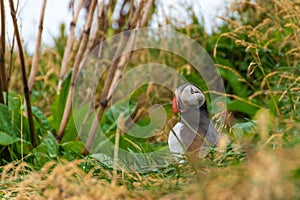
left=1, top=141, right=299, bottom=199
left=212, top=0, right=299, bottom=147
left=1, top=160, right=135, bottom=199
left=0, top=159, right=186, bottom=199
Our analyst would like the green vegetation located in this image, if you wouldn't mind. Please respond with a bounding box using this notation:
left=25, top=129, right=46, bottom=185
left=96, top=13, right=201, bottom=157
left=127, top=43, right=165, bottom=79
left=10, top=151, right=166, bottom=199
left=0, top=0, right=299, bottom=199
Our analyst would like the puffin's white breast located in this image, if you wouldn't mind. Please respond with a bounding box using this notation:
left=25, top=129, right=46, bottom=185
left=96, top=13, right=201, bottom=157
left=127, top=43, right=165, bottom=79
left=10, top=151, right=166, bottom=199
left=168, top=122, right=185, bottom=155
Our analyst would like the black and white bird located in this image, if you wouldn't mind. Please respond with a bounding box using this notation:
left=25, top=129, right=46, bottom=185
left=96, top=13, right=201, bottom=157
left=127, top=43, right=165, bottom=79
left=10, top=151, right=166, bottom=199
left=168, top=83, right=219, bottom=159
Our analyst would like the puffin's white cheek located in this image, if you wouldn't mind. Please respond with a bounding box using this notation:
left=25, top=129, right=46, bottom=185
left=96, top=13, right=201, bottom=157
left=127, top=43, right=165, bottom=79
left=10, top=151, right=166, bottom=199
left=184, top=93, right=204, bottom=107
left=195, top=93, right=205, bottom=106
left=185, top=95, right=198, bottom=106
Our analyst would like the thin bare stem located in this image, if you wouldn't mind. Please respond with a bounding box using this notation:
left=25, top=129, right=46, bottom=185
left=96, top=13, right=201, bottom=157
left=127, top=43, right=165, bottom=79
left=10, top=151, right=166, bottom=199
left=107, top=0, right=153, bottom=98
left=0, top=0, right=7, bottom=104
left=83, top=35, right=128, bottom=155
left=8, top=0, right=36, bottom=147
left=140, top=0, right=154, bottom=27
left=207, top=90, right=262, bottom=109
left=28, top=0, right=47, bottom=92
left=57, top=0, right=97, bottom=140
left=111, top=113, right=123, bottom=187
left=106, top=30, right=138, bottom=98
left=76, top=1, right=108, bottom=141
left=83, top=0, right=150, bottom=155
left=129, top=0, right=144, bottom=29
left=79, top=1, right=105, bottom=69
left=7, top=34, right=15, bottom=103
left=57, top=0, right=84, bottom=94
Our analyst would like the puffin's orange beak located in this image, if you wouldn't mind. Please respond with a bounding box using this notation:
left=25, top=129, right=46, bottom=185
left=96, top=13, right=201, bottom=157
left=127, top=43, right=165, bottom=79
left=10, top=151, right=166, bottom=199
left=172, top=96, right=181, bottom=113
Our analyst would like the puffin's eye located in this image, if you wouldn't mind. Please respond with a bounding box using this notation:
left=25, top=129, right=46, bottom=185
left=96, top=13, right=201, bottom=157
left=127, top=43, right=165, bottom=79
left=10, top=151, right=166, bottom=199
left=190, top=87, right=199, bottom=94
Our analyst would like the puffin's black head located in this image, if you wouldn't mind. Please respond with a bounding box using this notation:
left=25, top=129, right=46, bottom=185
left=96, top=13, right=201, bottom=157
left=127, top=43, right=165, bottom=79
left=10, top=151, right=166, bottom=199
left=172, top=83, right=207, bottom=113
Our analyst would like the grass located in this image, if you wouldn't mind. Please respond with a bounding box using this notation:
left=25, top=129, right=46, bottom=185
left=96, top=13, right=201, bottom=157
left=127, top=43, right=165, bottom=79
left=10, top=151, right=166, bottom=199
left=0, top=0, right=300, bottom=199
left=1, top=143, right=300, bottom=199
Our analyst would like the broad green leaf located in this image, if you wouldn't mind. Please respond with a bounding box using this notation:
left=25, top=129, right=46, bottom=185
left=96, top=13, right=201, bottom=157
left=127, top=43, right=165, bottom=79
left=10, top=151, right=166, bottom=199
left=33, top=152, right=52, bottom=169
left=90, top=153, right=114, bottom=168
left=232, top=121, right=256, bottom=133
left=33, top=132, right=59, bottom=168
left=232, top=121, right=256, bottom=140
left=0, top=131, right=19, bottom=145
left=31, top=106, right=51, bottom=131
left=34, top=132, right=58, bottom=158
left=0, top=104, right=18, bottom=137
left=60, top=113, right=78, bottom=143
left=227, top=100, right=260, bottom=116
left=105, top=99, right=136, bottom=124
left=49, top=70, right=72, bottom=130
left=6, top=93, right=22, bottom=112
left=61, top=141, right=84, bottom=160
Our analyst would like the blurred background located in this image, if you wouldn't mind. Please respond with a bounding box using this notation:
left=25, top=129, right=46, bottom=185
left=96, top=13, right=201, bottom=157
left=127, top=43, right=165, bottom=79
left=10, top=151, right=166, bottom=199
left=4, top=0, right=233, bottom=51
left=0, top=0, right=299, bottom=199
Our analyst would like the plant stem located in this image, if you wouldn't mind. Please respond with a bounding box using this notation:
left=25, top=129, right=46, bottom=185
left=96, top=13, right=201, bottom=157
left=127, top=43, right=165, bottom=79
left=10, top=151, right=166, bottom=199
left=8, top=0, right=36, bottom=147
left=76, top=1, right=108, bottom=141
left=83, top=0, right=153, bottom=155
left=107, top=0, right=153, bottom=97
left=140, top=0, right=154, bottom=27
left=57, top=0, right=97, bottom=140
left=7, top=34, right=15, bottom=104
left=83, top=35, right=127, bottom=155
left=111, top=113, right=122, bottom=187
left=28, top=0, right=47, bottom=92
left=57, top=0, right=84, bottom=94
left=0, top=0, right=7, bottom=105
left=79, top=1, right=105, bottom=68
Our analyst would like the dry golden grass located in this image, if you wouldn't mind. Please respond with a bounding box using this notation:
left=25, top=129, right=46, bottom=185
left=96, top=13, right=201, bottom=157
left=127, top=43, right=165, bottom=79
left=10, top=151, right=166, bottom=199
left=0, top=160, right=139, bottom=199
left=1, top=143, right=300, bottom=200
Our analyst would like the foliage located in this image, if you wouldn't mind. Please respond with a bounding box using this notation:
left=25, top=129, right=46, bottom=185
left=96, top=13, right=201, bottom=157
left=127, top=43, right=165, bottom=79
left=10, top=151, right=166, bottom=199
left=0, top=0, right=299, bottom=199
left=214, top=0, right=300, bottom=120
left=1, top=144, right=300, bottom=199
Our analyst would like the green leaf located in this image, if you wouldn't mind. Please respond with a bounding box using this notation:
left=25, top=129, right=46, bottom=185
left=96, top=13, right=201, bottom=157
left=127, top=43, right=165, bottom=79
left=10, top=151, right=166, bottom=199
left=31, top=106, right=51, bottom=131
left=0, top=131, right=19, bottom=145
left=60, top=113, right=78, bottom=143
left=61, top=141, right=84, bottom=160
left=227, top=100, right=260, bottom=116
left=232, top=121, right=256, bottom=133
left=6, top=93, right=22, bottom=112
left=34, top=132, right=58, bottom=158
left=0, top=104, right=18, bottom=137
left=49, top=70, right=72, bottom=130
left=33, top=132, right=59, bottom=168
left=90, top=153, right=114, bottom=168
left=105, top=99, right=136, bottom=124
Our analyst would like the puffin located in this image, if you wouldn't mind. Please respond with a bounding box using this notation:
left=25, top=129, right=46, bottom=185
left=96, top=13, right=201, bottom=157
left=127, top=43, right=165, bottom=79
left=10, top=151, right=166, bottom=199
left=168, top=83, right=219, bottom=159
